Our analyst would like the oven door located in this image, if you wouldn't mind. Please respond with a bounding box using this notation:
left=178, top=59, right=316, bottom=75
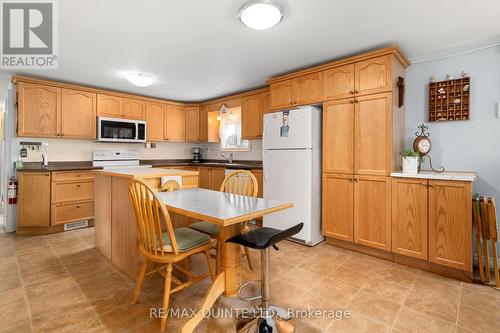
left=97, top=117, right=143, bottom=142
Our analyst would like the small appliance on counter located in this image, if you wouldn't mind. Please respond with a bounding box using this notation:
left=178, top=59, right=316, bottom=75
left=192, top=147, right=203, bottom=163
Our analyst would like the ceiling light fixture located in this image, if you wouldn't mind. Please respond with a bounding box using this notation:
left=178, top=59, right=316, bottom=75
left=239, top=1, right=283, bottom=30
left=126, top=72, right=155, bottom=87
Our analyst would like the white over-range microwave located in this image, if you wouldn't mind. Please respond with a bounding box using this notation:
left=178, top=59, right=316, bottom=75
left=97, top=117, right=147, bottom=143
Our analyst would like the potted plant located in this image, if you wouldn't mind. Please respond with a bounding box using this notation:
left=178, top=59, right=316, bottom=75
left=401, top=149, right=419, bottom=174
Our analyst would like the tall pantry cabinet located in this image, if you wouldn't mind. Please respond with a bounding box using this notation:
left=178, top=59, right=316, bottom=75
left=322, top=49, right=409, bottom=252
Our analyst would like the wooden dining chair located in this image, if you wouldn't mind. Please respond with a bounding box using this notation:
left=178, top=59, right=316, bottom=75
left=128, top=178, right=215, bottom=333
left=190, top=170, right=259, bottom=273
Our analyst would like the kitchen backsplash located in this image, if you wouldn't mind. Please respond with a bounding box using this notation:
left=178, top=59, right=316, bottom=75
left=202, top=140, right=263, bottom=161
left=12, top=138, right=263, bottom=162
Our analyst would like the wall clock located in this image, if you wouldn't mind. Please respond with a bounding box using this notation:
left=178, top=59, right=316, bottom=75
left=413, top=124, right=445, bottom=173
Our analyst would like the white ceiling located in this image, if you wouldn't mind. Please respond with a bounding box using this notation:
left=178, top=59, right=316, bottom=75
left=2, top=0, right=500, bottom=103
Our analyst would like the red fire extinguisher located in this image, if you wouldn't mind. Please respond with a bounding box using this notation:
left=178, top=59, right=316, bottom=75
left=8, top=178, right=17, bottom=204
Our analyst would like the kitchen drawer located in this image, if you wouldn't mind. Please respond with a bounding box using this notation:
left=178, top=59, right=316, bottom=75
left=51, top=201, right=94, bottom=225
left=52, top=171, right=94, bottom=182
left=51, top=180, right=94, bottom=203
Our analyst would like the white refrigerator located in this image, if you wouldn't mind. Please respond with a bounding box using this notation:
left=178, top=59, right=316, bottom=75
left=262, top=106, right=323, bottom=246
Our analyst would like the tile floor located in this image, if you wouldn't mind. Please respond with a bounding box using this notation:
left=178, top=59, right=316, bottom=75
left=0, top=227, right=499, bottom=332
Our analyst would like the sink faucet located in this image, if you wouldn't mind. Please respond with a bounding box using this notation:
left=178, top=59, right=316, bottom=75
left=221, top=152, right=233, bottom=163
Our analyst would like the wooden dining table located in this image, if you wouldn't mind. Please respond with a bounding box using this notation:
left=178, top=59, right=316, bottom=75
left=155, top=188, right=293, bottom=333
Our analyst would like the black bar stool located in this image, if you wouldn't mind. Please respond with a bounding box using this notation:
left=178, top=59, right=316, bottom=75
left=227, top=223, right=304, bottom=333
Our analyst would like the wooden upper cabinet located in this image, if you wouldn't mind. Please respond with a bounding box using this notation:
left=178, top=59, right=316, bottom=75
left=323, top=64, right=355, bottom=100
left=323, top=173, right=354, bottom=242
left=354, top=55, right=392, bottom=96
left=241, top=94, right=262, bottom=140
left=354, top=92, right=392, bottom=176
left=17, top=82, right=61, bottom=137
left=391, top=178, right=428, bottom=260
left=323, top=99, right=354, bottom=174
left=428, top=180, right=472, bottom=271
left=97, top=94, right=122, bottom=118
left=207, top=111, right=220, bottom=143
left=185, top=106, right=200, bottom=142
left=165, top=105, right=185, bottom=141
left=261, top=91, right=271, bottom=114
left=270, top=79, right=295, bottom=110
left=295, top=72, right=323, bottom=105
left=199, top=105, right=208, bottom=142
left=354, top=175, right=391, bottom=251
left=17, top=172, right=51, bottom=227
left=61, top=89, right=96, bottom=139
left=122, top=98, right=145, bottom=120
left=145, top=102, right=165, bottom=141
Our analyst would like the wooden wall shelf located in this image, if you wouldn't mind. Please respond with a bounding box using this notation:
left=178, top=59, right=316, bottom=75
left=429, top=77, right=470, bottom=122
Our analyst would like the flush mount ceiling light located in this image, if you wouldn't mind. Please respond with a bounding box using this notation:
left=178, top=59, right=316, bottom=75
left=239, top=0, right=283, bottom=30
left=125, top=72, right=155, bottom=87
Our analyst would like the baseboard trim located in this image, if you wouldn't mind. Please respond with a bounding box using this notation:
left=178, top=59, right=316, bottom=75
left=325, top=237, right=472, bottom=282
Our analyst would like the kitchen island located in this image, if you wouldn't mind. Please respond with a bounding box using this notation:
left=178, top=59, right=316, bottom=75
left=93, top=167, right=199, bottom=278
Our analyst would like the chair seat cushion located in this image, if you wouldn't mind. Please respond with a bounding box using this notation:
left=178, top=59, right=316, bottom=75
left=158, top=227, right=211, bottom=253
left=226, top=223, right=304, bottom=250
left=190, top=221, right=220, bottom=236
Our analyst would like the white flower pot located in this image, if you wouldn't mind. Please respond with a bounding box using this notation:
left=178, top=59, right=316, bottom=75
left=402, top=157, right=419, bottom=174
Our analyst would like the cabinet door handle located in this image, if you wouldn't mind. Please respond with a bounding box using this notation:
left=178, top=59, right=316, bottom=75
left=76, top=206, right=80, bottom=209
left=76, top=184, right=81, bottom=187
left=349, top=90, right=355, bottom=95
left=354, top=99, right=359, bottom=103
left=428, top=183, right=433, bottom=187
left=349, top=100, right=354, bottom=104
left=354, top=90, right=359, bottom=94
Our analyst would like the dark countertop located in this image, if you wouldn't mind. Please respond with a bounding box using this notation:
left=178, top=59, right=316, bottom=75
left=16, top=159, right=262, bottom=172
left=141, top=159, right=263, bottom=170
left=15, top=161, right=102, bottom=172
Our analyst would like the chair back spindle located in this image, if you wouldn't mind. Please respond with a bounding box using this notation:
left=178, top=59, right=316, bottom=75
left=129, top=179, right=179, bottom=256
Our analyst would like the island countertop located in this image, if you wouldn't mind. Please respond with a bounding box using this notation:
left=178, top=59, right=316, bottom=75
left=93, top=167, right=199, bottom=179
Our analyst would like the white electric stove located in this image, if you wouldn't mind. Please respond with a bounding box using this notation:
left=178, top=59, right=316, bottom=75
left=92, top=150, right=152, bottom=169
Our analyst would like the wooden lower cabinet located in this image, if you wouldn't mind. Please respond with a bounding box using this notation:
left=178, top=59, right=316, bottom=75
left=428, top=180, right=472, bottom=271
left=391, top=178, right=428, bottom=260
left=322, top=173, right=354, bottom=242
left=354, top=175, right=391, bottom=251
left=199, top=167, right=212, bottom=189
left=211, top=168, right=226, bottom=191
left=51, top=201, right=94, bottom=225
left=197, top=167, right=225, bottom=190
left=17, top=172, right=51, bottom=227
left=17, top=170, right=95, bottom=230
left=251, top=169, right=263, bottom=198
